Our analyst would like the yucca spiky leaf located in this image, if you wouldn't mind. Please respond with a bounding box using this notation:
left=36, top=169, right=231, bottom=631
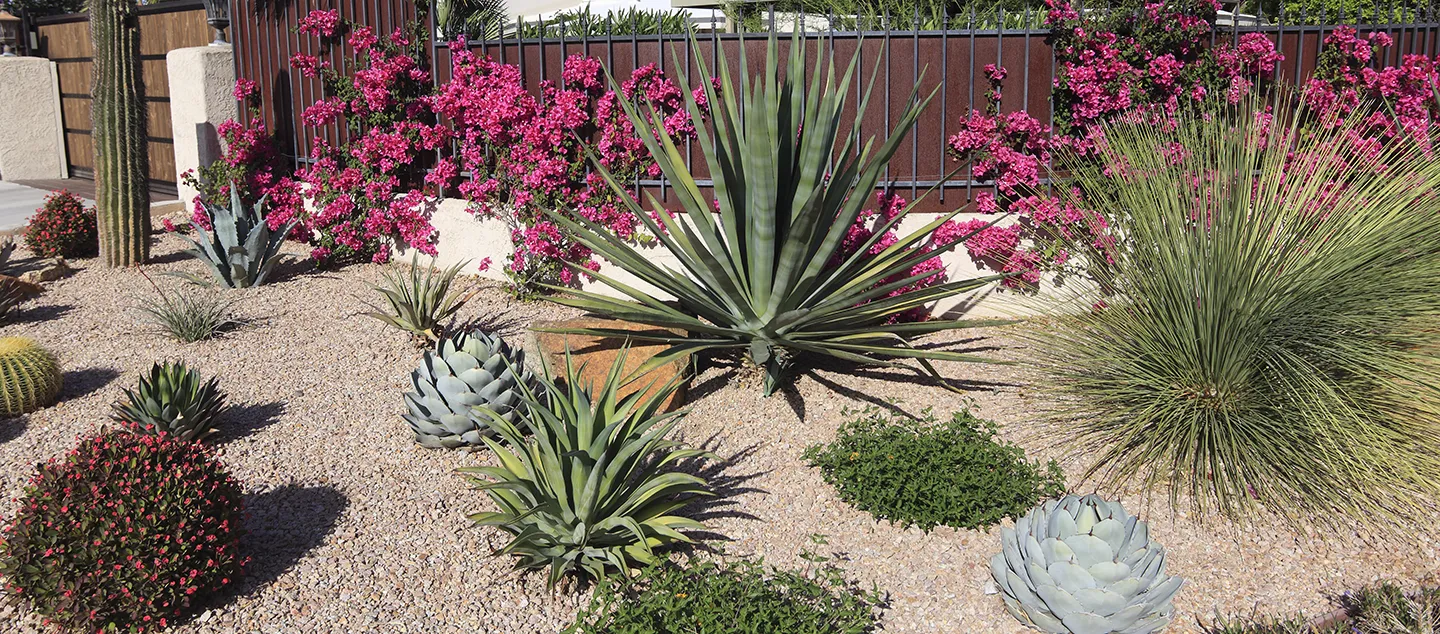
left=112, top=361, right=226, bottom=442
left=459, top=348, right=714, bottom=587
left=540, top=32, right=1006, bottom=395
left=1029, top=94, right=1440, bottom=530
left=365, top=255, right=477, bottom=342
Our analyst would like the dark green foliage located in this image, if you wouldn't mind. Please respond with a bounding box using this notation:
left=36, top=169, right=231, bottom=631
left=567, top=553, right=882, bottom=634
left=803, top=407, right=1065, bottom=531
left=24, top=190, right=97, bottom=258
left=0, top=430, right=245, bottom=633
left=89, top=0, right=150, bottom=266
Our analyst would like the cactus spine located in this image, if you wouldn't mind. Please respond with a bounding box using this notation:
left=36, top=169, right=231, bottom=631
left=89, top=0, right=150, bottom=266
left=0, top=338, right=63, bottom=416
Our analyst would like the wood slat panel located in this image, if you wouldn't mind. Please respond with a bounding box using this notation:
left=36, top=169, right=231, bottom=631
left=36, top=7, right=208, bottom=185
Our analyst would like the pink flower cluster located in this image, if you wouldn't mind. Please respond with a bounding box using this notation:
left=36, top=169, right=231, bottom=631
left=1305, top=27, right=1439, bottom=143
left=433, top=44, right=708, bottom=292
left=833, top=192, right=956, bottom=322
left=298, top=9, right=341, bottom=38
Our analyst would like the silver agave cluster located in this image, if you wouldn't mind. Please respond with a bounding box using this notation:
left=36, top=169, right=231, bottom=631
left=403, top=330, right=538, bottom=449
left=991, top=494, right=1183, bottom=634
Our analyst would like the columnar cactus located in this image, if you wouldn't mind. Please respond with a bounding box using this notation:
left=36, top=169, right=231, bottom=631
left=89, top=0, right=150, bottom=266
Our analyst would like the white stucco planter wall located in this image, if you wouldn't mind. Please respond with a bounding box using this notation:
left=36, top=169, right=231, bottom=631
left=167, top=45, right=239, bottom=212
left=396, top=197, right=1048, bottom=319
left=0, top=56, right=67, bottom=181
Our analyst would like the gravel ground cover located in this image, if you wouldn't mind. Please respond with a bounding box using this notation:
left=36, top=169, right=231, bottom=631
left=1, top=234, right=1436, bottom=633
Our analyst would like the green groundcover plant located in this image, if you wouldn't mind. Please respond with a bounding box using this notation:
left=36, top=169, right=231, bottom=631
left=567, top=551, right=883, bottom=634
left=804, top=407, right=1064, bottom=531
left=1029, top=94, right=1440, bottom=530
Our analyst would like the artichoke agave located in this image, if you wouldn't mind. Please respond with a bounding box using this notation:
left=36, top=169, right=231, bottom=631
left=991, top=495, right=1183, bottom=634
left=460, top=348, right=713, bottom=587
left=543, top=33, right=1004, bottom=395
left=112, top=361, right=226, bottom=442
left=180, top=186, right=298, bottom=288
left=403, top=330, right=538, bottom=449
left=990, top=495, right=1180, bottom=634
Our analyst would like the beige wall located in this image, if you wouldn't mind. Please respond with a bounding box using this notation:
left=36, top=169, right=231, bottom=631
left=0, top=56, right=67, bottom=181
left=167, top=45, right=239, bottom=211
left=396, top=198, right=1042, bottom=319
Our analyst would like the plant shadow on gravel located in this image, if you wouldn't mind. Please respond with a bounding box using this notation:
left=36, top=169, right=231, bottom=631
left=61, top=367, right=121, bottom=399
left=0, top=419, right=26, bottom=443
left=236, top=484, right=347, bottom=598
left=5, top=303, right=75, bottom=323
left=211, top=401, right=287, bottom=444
left=670, top=437, right=768, bottom=546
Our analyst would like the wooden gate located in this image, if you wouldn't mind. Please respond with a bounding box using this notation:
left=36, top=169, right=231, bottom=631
left=33, top=1, right=211, bottom=194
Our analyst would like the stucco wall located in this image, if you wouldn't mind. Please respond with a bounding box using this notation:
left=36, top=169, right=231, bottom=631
left=0, top=56, right=67, bottom=181
left=396, top=198, right=1042, bottom=319
left=167, top=45, right=239, bottom=211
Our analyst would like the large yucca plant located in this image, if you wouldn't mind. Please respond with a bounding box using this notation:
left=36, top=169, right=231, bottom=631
left=542, top=34, right=1003, bottom=395
left=459, top=349, right=713, bottom=587
left=1031, top=97, right=1440, bottom=529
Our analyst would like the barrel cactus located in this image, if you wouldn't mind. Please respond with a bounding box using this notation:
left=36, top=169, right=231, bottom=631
left=0, top=337, right=63, bottom=416
left=403, top=330, right=538, bottom=449
left=112, top=361, right=226, bottom=442
left=991, top=494, right=1183, bottom=634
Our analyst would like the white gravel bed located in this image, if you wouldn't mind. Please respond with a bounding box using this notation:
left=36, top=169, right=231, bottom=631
left=0, top=233, right=1435, bottom=633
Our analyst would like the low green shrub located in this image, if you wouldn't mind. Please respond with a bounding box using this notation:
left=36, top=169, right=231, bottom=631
left=567, top=551, right=882, bottom=634
left=24, top=190, right=97, bottom=258
left=0, top=429, right=245, bottom=632
left=803, top=407, right=1064, bottom=531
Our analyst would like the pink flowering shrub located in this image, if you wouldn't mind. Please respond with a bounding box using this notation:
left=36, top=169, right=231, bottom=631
left=0, top=430, right=245, bottom=633
left=833, top=191, right=961, bottom=322
left=180, top=80, right=298, bottom=233
left=946, top=0, right=1286, bottom=288
left=434, top=44, right=709, bottom=293
left=1305, top=26, right=1439, bottom=143
left=286, top=18, right=447, bottom=265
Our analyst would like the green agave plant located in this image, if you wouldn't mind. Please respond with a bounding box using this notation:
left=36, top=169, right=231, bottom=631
left=541, top=34, right=1005, bottom=395
left=180, top=186, right=298, bottom=289
left=112, top=361, right=226, bottom=442
left=460, top=349, right=713, bottom=587
left=364, top=256, right=477, bottom=342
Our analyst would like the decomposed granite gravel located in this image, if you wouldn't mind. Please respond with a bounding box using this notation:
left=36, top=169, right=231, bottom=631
left=1, top=233, right=1436, bottom=634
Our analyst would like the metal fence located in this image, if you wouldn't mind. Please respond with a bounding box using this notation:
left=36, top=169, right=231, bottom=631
left=232, top=1, right=1440, bottom=213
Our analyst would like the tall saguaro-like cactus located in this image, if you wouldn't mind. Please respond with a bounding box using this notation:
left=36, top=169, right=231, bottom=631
left=89, top=0, right=150, bottom=266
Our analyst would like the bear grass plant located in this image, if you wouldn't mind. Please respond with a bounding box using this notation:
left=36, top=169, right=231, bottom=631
left=0, top=429, right=245, bottom=633
left=1029, top=94, right=1440, bottom=530
left=567, top=545, right=882, bottom=634
left=803, top=407, right=1064, bottom=531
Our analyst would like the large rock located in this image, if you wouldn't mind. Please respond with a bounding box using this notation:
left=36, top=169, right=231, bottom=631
left=530, top=318, right=690, bottom=412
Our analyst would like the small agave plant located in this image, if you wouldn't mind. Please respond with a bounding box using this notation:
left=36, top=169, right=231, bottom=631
left=460, top=349, right=713, bottom=587
left=112, top=361, right=227, bottom=442
left=403, top=330, right=539, bottom=449
left=991, top=494, right=1183, bottom=634
left=180, top=186, right=297, bottom=288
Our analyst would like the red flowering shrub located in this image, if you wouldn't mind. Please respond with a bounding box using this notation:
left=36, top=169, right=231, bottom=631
left=434, top=44, right=709, bottom=293
left=24, top=190, right=97, bottom=258
left=0, top=430, right=245, bottom=633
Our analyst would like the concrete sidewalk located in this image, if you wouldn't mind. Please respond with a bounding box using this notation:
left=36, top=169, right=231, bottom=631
left=0, top=181, right=93, bottom=232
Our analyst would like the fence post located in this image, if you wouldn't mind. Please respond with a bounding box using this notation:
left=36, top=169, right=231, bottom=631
left=167, top=45, right=238, bottom=212
left=0, top=56, right=67, bottom=181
